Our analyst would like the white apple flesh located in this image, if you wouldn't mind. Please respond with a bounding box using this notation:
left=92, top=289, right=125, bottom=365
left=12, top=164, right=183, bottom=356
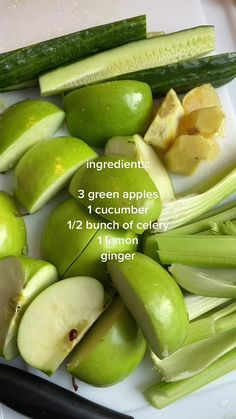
left=18, top=277, right=106, bottom=375
left=0, top=256, right=58, bottom=360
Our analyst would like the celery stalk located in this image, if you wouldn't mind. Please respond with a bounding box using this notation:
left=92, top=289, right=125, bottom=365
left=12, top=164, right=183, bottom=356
left=211, top=220, right=236, bottom=235
left=156, top=167, right=236, bottom=231
left=185, top=294, right=231, bottom=321
left=169, top=264, right=236, bottom=298
left=151, top=328, right=236, bottom=381
left=150, top=303, right=236, bottom=382
left=155, top=235, right=236, bottom=267
left=145, top=348, right=236, bottom=409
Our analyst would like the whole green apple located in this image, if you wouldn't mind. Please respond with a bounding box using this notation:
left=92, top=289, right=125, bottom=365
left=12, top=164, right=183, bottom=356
left=0, top=256, right=58, bottom=360
left=0, top=99, right=65, bottom=172
left=14, top=136, right=97, bottom=213
left=67, top=296, right=146, bottom=386
left=64, top=81, right=153, bottom=147
left=0, top=191, right=27, bottom=257
left=69, top=155, right=161, bottom=234
left=108, top=253, right=189, bottom=358
left=18, top=277, right=106, bottom=375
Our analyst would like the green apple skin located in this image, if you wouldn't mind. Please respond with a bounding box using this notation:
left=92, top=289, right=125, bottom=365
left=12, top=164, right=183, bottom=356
left=0, top=99, right=65, bottom=172
left=14, top=136, right=97, bottom=213
left=0, top=191, right=27, bottom=258
left=41, top=198, right=101, bottom=277
left=69, top=155, right=161, bottom=234
left=18, top=277, right=106, bottom=375
left=67, top=296, right=146, bottom=386
left=0, top=256, right=58, bottom=360
left=64, top=227, right=138, bottom=286
left=108, top=253, right=189, bottom=358
left=42, top=197, right=138, bottom=284
left=64, top=81, right=153, bottom=147
left=105, top=135, right=175, bottom=203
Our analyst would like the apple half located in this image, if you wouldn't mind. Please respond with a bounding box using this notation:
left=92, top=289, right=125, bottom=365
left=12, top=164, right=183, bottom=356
left=0, top=256, right=58, bottom=360
left=14, top=136, right=97, bottom=213
left=108, top=252, right=189, bottom=358
left=67, top=296, right=146, bottom=386
left=0, top=191, right=27, bottom=258
left=0, top=99, right=65, bottom=172
left=18, top=277, right=107, bottom=375
left=105, top=135, right=175, bottom=203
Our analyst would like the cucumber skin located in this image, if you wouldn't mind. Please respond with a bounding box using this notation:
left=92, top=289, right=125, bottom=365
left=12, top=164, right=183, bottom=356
left=109, top=52, right=236, bottom=96
left=0, top=15, right=146, bottom=88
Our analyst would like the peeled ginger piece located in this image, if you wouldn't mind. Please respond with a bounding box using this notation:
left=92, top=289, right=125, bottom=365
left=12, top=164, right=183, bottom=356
left=178, top=106, right=225, bottom=137
left=165, top=134, right=219, bottom=176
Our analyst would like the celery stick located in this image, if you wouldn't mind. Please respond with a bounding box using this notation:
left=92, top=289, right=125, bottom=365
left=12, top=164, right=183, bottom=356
left=156, top=167, right=236, bottom=231
left=151, top=328, right=236, bottom=382
left=186, top=200, right=236, bottom=224
left=145, top=348, right=236, bottom=409
left=155, top=235, right=236, bottom=267
left=185, top=294, right=231, bottom=321
left=170, top=264, right=236, bottom=298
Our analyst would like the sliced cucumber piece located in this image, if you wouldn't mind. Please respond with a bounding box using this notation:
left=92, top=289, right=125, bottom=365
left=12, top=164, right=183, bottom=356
left=105, top=135, right=174, bottom=202
left=40, top=26, right=215, bottom=96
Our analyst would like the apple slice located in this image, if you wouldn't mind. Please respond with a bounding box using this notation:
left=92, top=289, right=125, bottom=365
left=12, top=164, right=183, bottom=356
left=18, top=277, right=106, bottom=375
left=14, top=136, right=97, bottom=213
left=105, top=135, right=175, bottom=202
left=0, top=99, right=65, bottom=172
left=67, top=296, right=146, bottom=386
left=108, top=253, right=189, bottom=358
left=0, top=256, right=57, bottom=360
left=0, top=191, right=27, bottom=258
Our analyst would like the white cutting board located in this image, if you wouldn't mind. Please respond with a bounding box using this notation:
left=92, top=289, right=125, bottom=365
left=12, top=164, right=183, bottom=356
left=0, top=1, right=236, bottom=419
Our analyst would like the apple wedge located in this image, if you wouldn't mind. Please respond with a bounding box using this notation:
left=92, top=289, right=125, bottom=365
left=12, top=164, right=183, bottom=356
left=67, top=296, right=146, bottom=386
left=108, top=253, right=189, bottom=358
left=18, top=277, right=107, bottom=375
left=14, top=136, right=97, bottom=213
left=105, top=135, right=175, bottom=202
left=0, top=99, right=65, bottom=172
left=0, top=256, right=57, bottom=360
left=0, top=191, right=27, bottom=258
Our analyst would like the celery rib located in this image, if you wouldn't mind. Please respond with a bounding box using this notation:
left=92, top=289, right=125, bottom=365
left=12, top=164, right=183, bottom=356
left=156, top=235, right=236, bottom=267
left=145, top=348, right=236, bottom=409
left=156, top=167, right=236, bottom=231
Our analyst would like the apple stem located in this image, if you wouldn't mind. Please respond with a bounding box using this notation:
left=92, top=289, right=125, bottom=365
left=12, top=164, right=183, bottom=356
left=72, top=376, right=79, bottom=392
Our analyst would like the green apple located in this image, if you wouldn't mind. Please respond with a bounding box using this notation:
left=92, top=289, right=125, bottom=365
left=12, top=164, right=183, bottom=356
left=64, top=227, right=138, bottom=285
left=64, top=81, right=153, bottom=147
left=0, top=191, right=27, bottom=257
left=18, top=277, right=106, bottom=375
left=105, top=135, right=175, bottom=203
left=0, top=255, right=58, bottom=360
left=14, top=136, right=97, bottom=213
left=0, top=99, right=65, bottom=172
left=67, top=296, right=146, bottom=386
left=41, top=198, right=138, bottom=284
left=108, top=253, right=189, bottom=358
left=41, top=198, right=101, bottom=277
left=69, top=155, right=161, bottom=234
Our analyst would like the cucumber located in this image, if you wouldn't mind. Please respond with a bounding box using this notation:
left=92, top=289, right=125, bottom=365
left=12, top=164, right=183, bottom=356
left=39, top=26, right=215, bottom=96
left=0, top=79, right=37, bottom=92
left=0, top=15, right=146, bottom=89
left=110, top=52, right=236, bottom=96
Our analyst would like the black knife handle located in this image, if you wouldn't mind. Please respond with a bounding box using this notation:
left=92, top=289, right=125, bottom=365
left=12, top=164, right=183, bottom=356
left=0, top=364, right=134, bottom=419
